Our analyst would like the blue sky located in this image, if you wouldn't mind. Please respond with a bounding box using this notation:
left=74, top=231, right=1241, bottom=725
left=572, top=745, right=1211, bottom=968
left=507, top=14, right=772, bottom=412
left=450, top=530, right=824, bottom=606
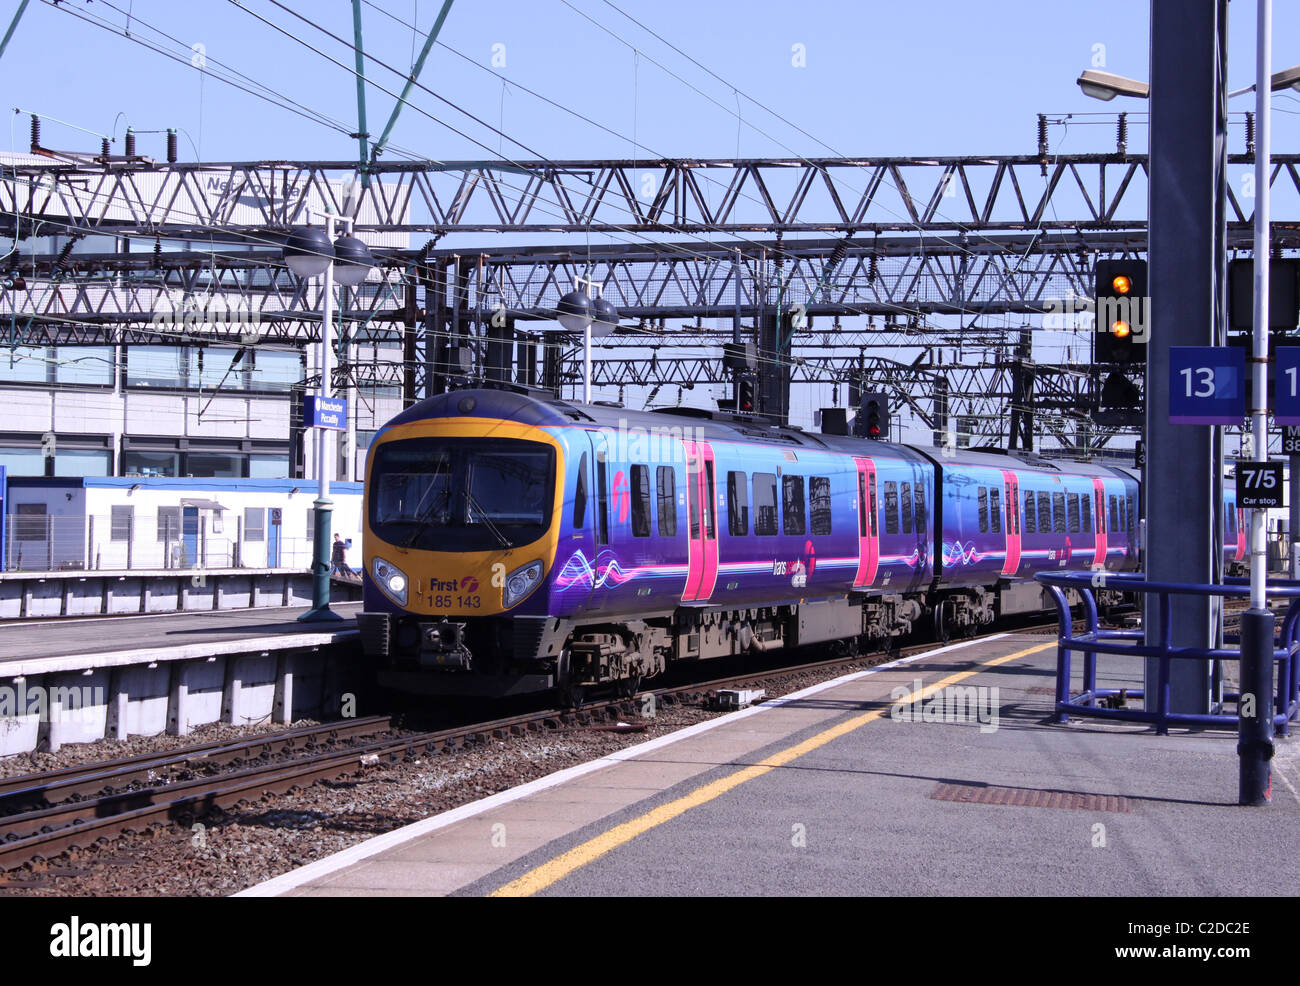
left=5, top=0, right=1297, bottom=165
left=4, top=0, right=1299, bottom=433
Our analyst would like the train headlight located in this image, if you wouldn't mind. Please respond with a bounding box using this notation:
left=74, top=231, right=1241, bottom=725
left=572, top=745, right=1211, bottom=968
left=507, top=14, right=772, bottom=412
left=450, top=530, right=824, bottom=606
left=372, top=557, right=409, bottom=606
left=503, top=560, right=544, bottom=608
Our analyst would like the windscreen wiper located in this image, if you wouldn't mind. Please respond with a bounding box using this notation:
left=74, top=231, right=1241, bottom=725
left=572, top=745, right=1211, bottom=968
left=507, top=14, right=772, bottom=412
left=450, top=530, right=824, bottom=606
left=398, top=459, right=449, bottom=548
left=463, top=488, right=512, bottom=549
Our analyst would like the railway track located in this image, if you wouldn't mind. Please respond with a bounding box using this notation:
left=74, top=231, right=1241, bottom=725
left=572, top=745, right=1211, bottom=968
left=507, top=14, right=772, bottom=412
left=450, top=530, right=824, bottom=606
left=0, top=616, right=1097, bottom=875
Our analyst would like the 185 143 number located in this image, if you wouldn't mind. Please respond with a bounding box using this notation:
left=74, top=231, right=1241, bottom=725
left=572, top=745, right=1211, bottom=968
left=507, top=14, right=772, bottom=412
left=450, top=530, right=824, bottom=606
left=428, top=594, right=482, bottom=609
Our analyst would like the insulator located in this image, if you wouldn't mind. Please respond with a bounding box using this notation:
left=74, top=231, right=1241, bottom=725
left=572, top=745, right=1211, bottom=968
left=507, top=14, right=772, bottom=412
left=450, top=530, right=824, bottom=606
left=167, top=129, right=178, bottom=163
left=53, top=238, right=76, bottom=275
left=1037, top=113, right=1049, bottom=176
left=29, top=114, right=39, bottom=153
left=827, top=239, right=848, bottom=270
left=1116, top=113, right=1128, bottom=156
left=1245, top=112, right=1256, bottom=159
left=153, top=239, right=162, bottom=267
left=868, top=253, right=879, bottom=283
left=101, top=137, right=110, bottom=158
left=125, top=128, right=135, bottom=157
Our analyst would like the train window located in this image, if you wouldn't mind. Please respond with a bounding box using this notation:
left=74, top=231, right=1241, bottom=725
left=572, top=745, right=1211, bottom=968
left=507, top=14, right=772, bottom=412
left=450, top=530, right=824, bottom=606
left=914, top=483, right=927, bottom=535
left=990, top=488, right=1002, bottom=534
left=597, top=456, right=610, bottom=545
left=704, top=460, right=716, bottom=539
left=728, top=471, right=749, bottom=536
left=810, top=476, right=832, bottom=535
left=1126, top=495, right=1136, bottom=533
left=657, top=466, right=676, bottom=537
left=754, top=473, right=778, bottom=536
left=1067, top=493, right=1080, bottom=533
left=1037, top=492, right=1052, bottom=533
left=869, top=478, right=879, bottom=536
left=1052, top=492, right=1066, bottom=533
left=687, top=460, right=701, bottom=540
left=1110, top=495, right=1119, bottom=533
left=1023, top=490, right=1036, bottom=534
left=884, top=481, right=899, bottom=534
left=901, top=482, right=913, bottom=535
left=631, top=464, right=651, bottom=538
left=572, top=453, right=588, bottom=528
left=977, top=487, right=989, bottom=534
left=857, top=473, right=868, bottom=538
left=783, top=475, right=806, bottom=535
left=1081, top=494, right=1092, bottom=533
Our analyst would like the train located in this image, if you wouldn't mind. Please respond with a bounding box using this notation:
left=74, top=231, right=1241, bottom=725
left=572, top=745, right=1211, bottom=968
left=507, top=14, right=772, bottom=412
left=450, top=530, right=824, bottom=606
left=354, top=386, right=1245, bottom=700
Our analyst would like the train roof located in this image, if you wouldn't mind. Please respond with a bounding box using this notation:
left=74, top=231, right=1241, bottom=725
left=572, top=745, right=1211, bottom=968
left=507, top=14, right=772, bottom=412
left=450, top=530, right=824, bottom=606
left=384, top=387, right=1136, bottom=479
left=386, top=387, right=931, bottom=461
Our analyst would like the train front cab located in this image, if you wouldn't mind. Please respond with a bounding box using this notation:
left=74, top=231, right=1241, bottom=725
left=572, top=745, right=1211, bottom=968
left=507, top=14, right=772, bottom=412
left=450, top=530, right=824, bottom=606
left=356, top=410, right=568, bottom=696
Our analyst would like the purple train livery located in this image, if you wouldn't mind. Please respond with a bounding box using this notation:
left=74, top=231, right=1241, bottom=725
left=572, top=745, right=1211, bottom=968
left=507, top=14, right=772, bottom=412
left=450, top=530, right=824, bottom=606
left=356, top=387, right=1151, bottom=699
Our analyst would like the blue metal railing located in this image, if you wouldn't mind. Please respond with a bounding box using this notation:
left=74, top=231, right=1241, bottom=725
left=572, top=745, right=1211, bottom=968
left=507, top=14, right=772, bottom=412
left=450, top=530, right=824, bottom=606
left=1034, top=571, right=1300, bottom=736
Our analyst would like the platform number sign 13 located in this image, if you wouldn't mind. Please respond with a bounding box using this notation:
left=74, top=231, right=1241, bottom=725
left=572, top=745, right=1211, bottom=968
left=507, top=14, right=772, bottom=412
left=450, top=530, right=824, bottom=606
left=1236, top=460, right=1284, bottom=509
left=1169, top=347, right=1245, bottom=425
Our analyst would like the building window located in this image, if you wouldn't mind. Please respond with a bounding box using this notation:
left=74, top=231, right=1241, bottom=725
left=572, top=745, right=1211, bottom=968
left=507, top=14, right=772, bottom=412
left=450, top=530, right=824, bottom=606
left=245, top=508, right=265, bottom=542
left=15, top=503, right=46, bottom=541
left=124, top=451, right=180, bottom=478
left=157, top=506, right=181, bottom=542
left=111, top=505, right=133, bottom=541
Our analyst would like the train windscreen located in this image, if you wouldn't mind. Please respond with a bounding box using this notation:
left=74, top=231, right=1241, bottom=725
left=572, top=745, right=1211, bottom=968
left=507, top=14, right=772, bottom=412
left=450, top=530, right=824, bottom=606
left=369, top=437, right=555, bottom=551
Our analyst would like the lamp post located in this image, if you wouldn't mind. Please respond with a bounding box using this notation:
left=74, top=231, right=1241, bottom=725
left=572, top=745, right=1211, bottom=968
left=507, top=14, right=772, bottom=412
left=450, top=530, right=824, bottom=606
left=283, top=216, right=374, bottom=622
left=556, top=281, right=617, bottom=403
left=1078, top=11, right=1296, bottom=805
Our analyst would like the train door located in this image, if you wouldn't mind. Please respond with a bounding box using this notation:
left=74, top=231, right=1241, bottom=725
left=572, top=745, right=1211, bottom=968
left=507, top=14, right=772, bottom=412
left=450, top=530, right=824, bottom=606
left=565, top=432, right=605, bottom=609
left=1000, top=470, right=1021, bottom=576
left=852, top=456, right=879, bottom=589
left=182, top=506, right=199, bottom=568
left=268, top=507, right=282, bottom=568
left=905, top=464, right=930, bottom=593
left=1091, top=478, right=1108, bottom=569
left=681, top=439, right=718, bottom=603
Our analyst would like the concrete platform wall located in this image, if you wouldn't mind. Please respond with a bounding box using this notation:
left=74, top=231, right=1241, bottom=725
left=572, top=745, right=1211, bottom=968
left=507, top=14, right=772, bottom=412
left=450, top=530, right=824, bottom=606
left=0, top=644, right=359, bottom=757
left=0, top=570, right=359, bottom=619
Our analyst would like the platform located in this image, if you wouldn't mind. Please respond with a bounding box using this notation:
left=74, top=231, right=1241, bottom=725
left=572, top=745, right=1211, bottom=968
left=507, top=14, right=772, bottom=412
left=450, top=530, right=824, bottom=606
left=0, top=603, right=363, bottom=755
left=241, top=632, right=1300, bottom=897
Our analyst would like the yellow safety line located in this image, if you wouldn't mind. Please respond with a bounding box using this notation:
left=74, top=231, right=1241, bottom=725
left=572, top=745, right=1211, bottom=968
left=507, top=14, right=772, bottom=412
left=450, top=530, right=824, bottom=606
left=489, top=640, right=1055, bottom=897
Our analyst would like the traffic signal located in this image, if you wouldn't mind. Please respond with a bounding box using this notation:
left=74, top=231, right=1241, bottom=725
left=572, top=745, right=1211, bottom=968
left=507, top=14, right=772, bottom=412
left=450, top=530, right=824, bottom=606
left=1094, top=259, right=1148, bottom=365
left=738, top=376, right=756, bottom=413
left=859, top=392, right=890, bottom=439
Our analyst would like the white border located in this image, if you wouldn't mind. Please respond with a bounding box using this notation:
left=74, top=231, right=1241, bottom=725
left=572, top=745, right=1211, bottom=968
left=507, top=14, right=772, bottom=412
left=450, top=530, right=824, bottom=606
left=234, top=633, right=1011, bottom=897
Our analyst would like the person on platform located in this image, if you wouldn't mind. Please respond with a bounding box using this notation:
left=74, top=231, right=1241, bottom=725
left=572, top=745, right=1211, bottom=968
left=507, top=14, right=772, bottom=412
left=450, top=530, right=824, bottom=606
left=331, top=533, right=350, bottom=576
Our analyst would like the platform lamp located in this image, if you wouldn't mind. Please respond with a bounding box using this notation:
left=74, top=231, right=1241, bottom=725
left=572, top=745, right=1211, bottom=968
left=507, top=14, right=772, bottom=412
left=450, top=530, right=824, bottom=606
left=555, top=280, right=618, bottom=403
left=283, top=216, right=374, bottom=623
